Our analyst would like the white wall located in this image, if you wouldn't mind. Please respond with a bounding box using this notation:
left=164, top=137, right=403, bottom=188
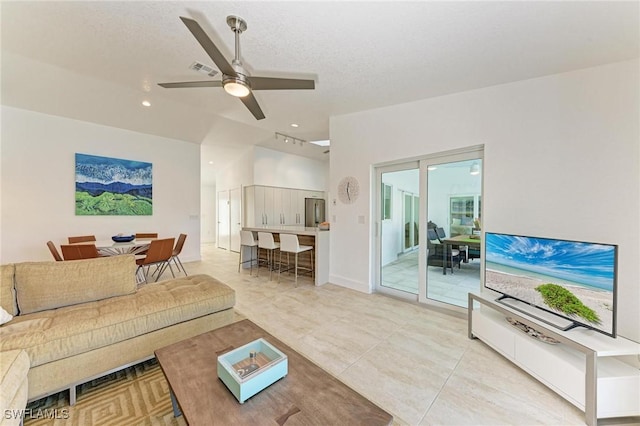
left=215, top=146, right=255, bottom=192
left=200, top=184, right=216, bottom=244
left=329, top=60, right=639, bottom=342
left=1, top=107, right=202, bottom=263
left=253, top=146, right=328, bottom=191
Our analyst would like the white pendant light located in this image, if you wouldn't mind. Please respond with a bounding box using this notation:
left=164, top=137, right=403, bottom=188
left=470, top=162, right=480, bottom=175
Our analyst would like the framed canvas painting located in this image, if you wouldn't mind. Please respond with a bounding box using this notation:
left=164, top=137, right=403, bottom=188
left=75, top=153, right=152, bottom=215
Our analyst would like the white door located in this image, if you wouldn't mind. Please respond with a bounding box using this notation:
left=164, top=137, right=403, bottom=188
left=217, top=190, right=230, bottom=250
left=229, top=187, right=241, bottom=252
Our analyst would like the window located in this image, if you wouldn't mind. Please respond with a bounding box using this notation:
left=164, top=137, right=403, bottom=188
left=382, top=184, right=392, bottom=220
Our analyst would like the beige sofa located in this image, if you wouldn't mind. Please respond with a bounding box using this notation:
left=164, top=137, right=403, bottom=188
left=0, top=255, right=236, bottom=406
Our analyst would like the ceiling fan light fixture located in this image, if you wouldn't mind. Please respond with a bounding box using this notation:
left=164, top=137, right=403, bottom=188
left=223, top=79, right=251, bottom=97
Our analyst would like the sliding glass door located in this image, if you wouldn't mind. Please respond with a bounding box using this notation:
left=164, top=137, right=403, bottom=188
left=376, top=147, right=483, bottom=310
left=377, top=163, right=419, bottom=295
left=424, top=158, right=483, bottom=307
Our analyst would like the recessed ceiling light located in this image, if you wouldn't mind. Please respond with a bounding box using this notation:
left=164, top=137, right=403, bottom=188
left=208, top=161, right=214, bottom=164
left=290, top=123, right=299, bottom=128
left=142, top=100, right=151, bottom=107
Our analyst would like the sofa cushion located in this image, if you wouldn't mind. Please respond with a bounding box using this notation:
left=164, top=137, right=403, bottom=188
left=0, top=349, right=30, bottom=426
left=14, top=255, right=137, bottom=315
left=0, top=274, right=235, bottom=367
left=1, top=264, right=18, bottom=316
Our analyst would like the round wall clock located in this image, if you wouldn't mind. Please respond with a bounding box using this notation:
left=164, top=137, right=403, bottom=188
left=338, top=176, right=360, bottom=204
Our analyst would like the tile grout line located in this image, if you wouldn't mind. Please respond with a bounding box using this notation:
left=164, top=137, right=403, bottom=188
left=416, top=343, right=470, bottom=424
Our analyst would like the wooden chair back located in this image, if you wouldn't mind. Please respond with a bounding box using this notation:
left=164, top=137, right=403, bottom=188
left=47, top=241, right=63, bottom=261
left=61, top=244, right=99, bottom=261
left=172, top=234, right=187, bottom=256
left=135, top=233, right=158, bottom=239
left=139, top=238, right=174, bottom=265
left=68, top=235, right=96, bottom=244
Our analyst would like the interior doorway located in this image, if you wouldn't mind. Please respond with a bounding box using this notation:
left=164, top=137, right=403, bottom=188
left=217, top=187, right=242, bottom=252
left=229, top=187, right=241, bottom=252
left=217, top=190, right=230, bottom=250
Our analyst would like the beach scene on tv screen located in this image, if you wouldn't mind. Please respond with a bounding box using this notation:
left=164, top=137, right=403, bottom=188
left=485, top=233, right=615, bottom=335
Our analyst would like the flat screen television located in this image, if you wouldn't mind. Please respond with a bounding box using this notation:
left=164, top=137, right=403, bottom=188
left=484, top=232, right=617, bottom=338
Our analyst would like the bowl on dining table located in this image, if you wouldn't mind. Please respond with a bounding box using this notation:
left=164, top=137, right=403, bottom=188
left=112, top=235, right=135, bottom=243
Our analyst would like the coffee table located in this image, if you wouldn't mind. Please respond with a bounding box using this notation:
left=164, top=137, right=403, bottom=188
left=155, top=319, right=393, bottom=425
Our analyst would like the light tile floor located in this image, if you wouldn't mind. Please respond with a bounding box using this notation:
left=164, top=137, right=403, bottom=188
left=382, top=249, right=481, bottom=308
left=180, top=244, right=589, bottom=425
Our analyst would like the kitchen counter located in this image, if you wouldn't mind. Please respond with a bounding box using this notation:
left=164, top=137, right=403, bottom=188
left=242, top=226, right=329, bottom=236
left=242, top=226, right=329, bottom=285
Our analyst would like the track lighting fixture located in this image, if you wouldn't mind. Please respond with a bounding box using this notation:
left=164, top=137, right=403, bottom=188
left=275, top=132, right=306, bottom=147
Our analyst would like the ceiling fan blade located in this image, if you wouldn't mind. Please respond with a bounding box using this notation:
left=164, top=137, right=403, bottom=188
left=179, top=17, right=237, bottom=77
left=158, top=81, right=223, bottom=88
left=239, top=93, right=266, bottom=120
left=248, top=76, right=315, bottom=90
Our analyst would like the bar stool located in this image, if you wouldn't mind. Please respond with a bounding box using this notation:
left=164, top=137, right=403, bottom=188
left=238, top=230, right=259, bottom=275
left=257, top=232, right=280, bottom=280
left=278, top=233, right=313, bottom=285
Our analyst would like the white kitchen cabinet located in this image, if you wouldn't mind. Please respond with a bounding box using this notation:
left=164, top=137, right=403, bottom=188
left=273, top=187, right=293, bottom=225
left=244, top=186, right=275, bottom=226
left=245, top=186, right=325, bottom=227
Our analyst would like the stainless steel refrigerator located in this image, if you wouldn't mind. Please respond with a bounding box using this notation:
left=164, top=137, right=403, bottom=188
left=305, top=198, right=326, bottom=227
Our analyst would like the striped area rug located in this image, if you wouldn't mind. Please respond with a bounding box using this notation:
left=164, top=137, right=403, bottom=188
left=24, top=359, right=185, bottom=426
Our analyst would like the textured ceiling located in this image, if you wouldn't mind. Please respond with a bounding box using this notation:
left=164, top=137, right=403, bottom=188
left=2, top=1, right=638, bottom=184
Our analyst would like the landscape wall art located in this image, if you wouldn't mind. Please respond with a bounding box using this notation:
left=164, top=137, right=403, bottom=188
left=75, top=153, right=152, bottom=215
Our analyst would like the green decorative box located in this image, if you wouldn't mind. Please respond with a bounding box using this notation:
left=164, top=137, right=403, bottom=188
left=217, top=338, right=288, bottom=403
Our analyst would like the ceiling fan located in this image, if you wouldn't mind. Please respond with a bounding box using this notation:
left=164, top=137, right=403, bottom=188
left=158, top=16, right=315, bottom=120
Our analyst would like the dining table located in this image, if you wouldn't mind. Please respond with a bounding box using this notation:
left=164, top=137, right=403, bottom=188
left=69, top=238, right=156, bottom=257
left=440, top=234, right=481, bottom=275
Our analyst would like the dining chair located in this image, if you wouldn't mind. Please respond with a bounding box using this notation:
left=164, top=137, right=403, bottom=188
left=134, top=233, right=158, bottom=256
left=170, top=234, right=188, bottom=276
left=46, top=241, right=63, bottom=261
left=136, top=238, right=175, bottom=283
left=135, top=233, right=158, bottom=239
left=61, top=244, right=100, bottom=261
left=68, top=235, right=96, bottom=244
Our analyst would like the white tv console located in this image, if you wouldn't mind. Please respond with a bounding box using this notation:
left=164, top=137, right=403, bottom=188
left=468, top=292, right=640, bottom=426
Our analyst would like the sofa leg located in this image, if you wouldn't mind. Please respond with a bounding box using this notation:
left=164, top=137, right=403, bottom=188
left=69, top=385, right=77, bottom=405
